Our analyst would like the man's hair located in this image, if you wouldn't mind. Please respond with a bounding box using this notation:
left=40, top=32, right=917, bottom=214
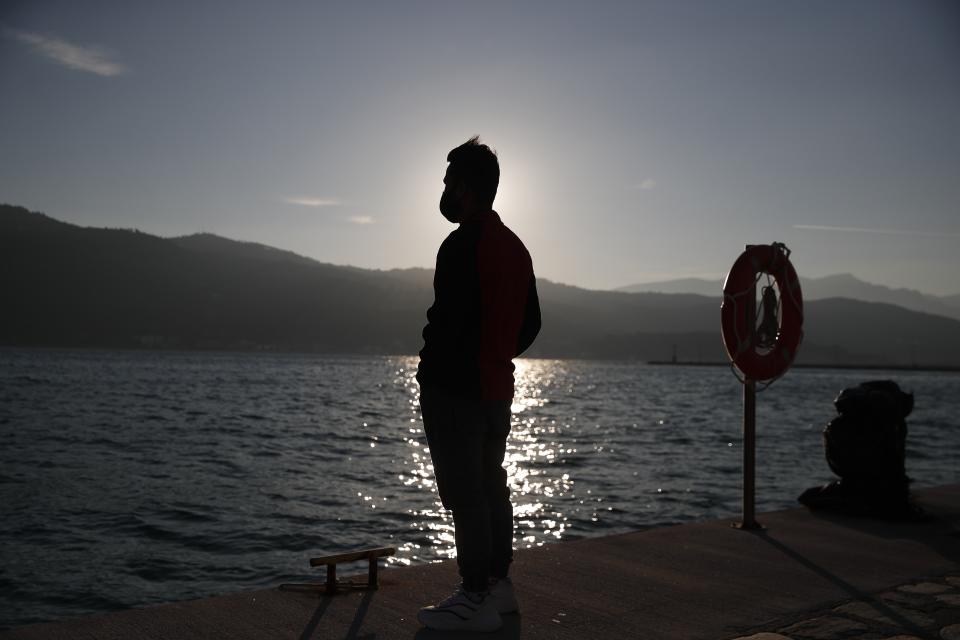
left=447, top=136, right=499, bottom=207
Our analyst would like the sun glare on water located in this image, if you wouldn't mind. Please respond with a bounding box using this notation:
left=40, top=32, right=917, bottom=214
left=389, top=358, right=573, bottom=565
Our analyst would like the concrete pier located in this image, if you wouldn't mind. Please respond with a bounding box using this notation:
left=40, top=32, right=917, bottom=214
left=3, top=484, right=959, bottom=639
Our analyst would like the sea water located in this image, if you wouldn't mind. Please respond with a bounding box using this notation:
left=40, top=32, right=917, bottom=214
left=1, top=348, right=957, bottom=629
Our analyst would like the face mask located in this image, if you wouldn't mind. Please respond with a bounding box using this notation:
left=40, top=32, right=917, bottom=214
left=439, top=189, right=461, bottom=223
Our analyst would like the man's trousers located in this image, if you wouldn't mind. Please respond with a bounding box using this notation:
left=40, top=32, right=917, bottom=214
left=419, top=384, right=514, bottom=591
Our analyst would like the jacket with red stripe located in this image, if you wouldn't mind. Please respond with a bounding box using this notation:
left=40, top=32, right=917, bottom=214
left=416, top=210, right=541, bottom=401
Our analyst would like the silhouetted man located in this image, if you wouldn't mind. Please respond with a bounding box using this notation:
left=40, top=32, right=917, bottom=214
left=416, top=137, right=541, bottom=633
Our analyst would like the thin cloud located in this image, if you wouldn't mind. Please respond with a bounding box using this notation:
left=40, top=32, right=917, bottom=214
left=347, top=216, right=374, bottom=225
left=793, top=224, right=960, bottom=238
left=627, top=179, right=656, bottom=191
left=5, top=28, right=127, bottom=76
left=283, top=197, right=342, bottom=207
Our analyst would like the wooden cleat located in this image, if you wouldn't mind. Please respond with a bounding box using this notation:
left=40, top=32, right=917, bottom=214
left=280, top=546, right=396, bottom=595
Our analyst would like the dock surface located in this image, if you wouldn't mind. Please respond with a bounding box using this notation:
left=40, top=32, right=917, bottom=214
left=4, top=484, right=959, bottom=639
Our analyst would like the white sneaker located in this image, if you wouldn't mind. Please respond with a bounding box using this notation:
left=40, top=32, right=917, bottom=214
left=488, top=577, right=519, bottom=614
left=417, top=586, right=502, bottom=632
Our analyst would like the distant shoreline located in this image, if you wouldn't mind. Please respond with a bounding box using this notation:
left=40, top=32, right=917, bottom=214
left=3, top=345, right=960, bottom=373
left=647, top=360, right=960, bottom=373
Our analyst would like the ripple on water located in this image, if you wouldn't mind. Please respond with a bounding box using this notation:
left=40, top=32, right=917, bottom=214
left=1, top=350, right=958, bottom=630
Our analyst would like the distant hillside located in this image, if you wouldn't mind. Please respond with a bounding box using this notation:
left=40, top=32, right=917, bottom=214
left=943, top=294, right=960, bottom=312
left=4, top=204, right=960, bottom=367
left=617, top=277, right=724, bottom=297
left=0, top=204, right=431, bottom=354
left=617, top=273, right=960, bottom=321
left=170, top=233, right=327, bottom=269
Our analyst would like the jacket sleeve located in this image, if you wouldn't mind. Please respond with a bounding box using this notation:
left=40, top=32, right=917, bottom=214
left=516, top=275, right=541, bottom=356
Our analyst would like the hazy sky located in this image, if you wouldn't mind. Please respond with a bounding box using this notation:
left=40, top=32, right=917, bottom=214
left=2, top=1, right=958, bottom=294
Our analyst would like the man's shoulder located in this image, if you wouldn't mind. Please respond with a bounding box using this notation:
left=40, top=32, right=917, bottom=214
left=439, top=223, right=480, bottom=251
left=437, top=225, right=485, bottom=270
left=487, top=215, right=532, bottom=259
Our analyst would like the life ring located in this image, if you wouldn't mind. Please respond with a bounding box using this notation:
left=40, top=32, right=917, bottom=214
left=721, top=243, right=803, bottom=381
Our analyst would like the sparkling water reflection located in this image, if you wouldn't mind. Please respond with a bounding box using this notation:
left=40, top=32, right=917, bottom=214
left=393, top=359, right=579, bottom=564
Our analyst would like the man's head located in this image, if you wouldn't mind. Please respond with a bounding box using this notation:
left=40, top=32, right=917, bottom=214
left=439, top=136, right=499, bottom=223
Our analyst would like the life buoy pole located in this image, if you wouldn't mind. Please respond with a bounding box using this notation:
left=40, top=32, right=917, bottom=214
left=738, top=274, right=760, bottom=530
left=721, top=242, right=804, bottom=530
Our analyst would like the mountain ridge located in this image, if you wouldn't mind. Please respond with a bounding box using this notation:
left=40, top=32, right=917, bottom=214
left=616, top=273, right=960, bottom=320
left=3, top=204, right=960, bottom=366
